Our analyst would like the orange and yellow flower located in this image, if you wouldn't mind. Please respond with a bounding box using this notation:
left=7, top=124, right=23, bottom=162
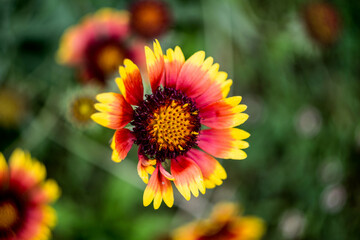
left=130, top=0, right=172, bottom=39
left=57, top=8, right=145, bottom=84
left=0, top=149, right=60, bottom=239
left=172, top=202, right=265, bottom=240
left=92, top=40, right=249, bottom=209
left=302, top=2, right=341, bottom=46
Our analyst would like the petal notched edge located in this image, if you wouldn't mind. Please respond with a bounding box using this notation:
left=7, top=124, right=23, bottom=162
left=197, top=128, right=250, bottom=160
left=116, top=59, right=144, bottom=106
left=164, top=46, right=185, bottom=88
left=186, top=149, right=227, bottom=189
left=145, top=39, right=164, bottom=92
left=92, top=93, right=133, bottom=129
left=200, top=96, right=249, bottom=129
left=170, top=156, right=205, bottom=201
left=137, top=150, right=156, bottom=184
left=143, top=162, right=174, bottom=209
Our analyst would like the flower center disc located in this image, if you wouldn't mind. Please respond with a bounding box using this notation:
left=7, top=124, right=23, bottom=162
left=0, top=201, right=18, bottom=229
left=71, top=97, right=96, bottom=123
left=135, top=5, right=163, bottom=28
left=96, top=45, right=125, bottom=74
left=130, top=0, right=170, bottom=38
left=132, top=88, right=201, bottom=160
left=84, top=39, right=128, bottom=83
left=149, top=101, right=196, bottom=150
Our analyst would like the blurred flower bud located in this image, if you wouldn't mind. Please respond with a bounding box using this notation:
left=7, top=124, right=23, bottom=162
left=302, top=2, right=342, bottom=46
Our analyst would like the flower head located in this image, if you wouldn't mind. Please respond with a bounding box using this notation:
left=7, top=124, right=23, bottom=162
left=69, top=95, right=96, bottom=125
left=130, top=0, right=172, bottom=39
left=302, top=2, right=341, bottom=46
left=57, top=8, right=145, bottom=84
left=172, top=202, right=265, bottom=240
left=64, top=86, right=99, bottom=128
left=0, top=149, right=60, bottom=239
left=92, top=40, right=250, bottom=209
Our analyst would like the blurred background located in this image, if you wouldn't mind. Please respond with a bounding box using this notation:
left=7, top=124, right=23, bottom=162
left=1, top=0, right=359, bottom=239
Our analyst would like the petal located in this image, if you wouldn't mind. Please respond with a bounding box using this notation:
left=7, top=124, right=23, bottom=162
left=210, top=202, right=239, bottom=223
left=172, top=222, right=199, bottom=240
left=94, top=9, right=130, bottom=39
left=195, top=78, right=233, bottom=109
left=17, top=208, right=52, bottom=240
left=9, top=149, right=47, bottom=191
left=56, top=26, right=86, bottom=65
left=8, top=148, right=26, bottom=169
left=163, top=46, right=185, bottom=89
left=237, top=217, right=266, bottom=239
left=200, top=96, right=249, bottom=129
left=0, top=152, right=8, bottom=183
left=170, top=156, right=205, bottom=201
left=220, top=79, right=233, bottom=98
left=42, top=206, right=57, bottom=228
left=128, top=40, right=147, bottom=69
left=159, top=164, right=175, bottom=181
left=29, top=179, right=61, bottom=204
left=175, top=52, right=230, bottom=108
left=145, top=39, right=165, bottom=92
left=41, top=179, right=61, bottom=203
left=110, top=129, right=135, bottom=163
left=143, top=162, right=174, bottom=209
left=92, top=92, right=133, bottom=129
left=186, top=149, right=227, bottom=189
left=175, top=51, right=206, bottom=95
left=137, top=150, right=156, bottom=184
left=115, top=59, right=144, bottom=106
left=197, top=128, right=250, bottom=160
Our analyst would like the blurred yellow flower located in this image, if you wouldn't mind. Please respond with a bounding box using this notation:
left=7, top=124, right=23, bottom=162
left=172, top=202, right=265, bottom=240
left=0, top=149, right=60, bottom=240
